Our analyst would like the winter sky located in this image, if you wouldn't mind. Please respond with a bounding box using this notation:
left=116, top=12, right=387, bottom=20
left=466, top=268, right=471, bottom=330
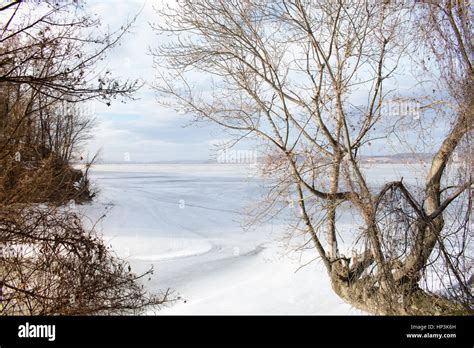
left=83, top=0, right=448, bottom=163
left=83, top=0, right=220, bottom=163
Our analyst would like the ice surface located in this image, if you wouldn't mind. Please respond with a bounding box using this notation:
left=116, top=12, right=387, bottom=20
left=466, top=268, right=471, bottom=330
left=81, top=163, right=428, bottom=314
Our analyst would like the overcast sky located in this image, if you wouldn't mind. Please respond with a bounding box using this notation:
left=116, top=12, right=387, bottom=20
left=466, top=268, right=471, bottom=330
left=82, top=0, right=221, bottom=163
left=82, top=0, right=447, bottom=163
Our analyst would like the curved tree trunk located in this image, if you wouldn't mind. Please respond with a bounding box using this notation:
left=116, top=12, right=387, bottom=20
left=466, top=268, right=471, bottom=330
left=330, top=270, right=467, bottom=315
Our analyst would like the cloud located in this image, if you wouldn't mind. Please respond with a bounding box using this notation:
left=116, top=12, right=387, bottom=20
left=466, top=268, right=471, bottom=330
left=82, top=1, right=445, bottom=162
left=82, top=1, right=222, bottom=162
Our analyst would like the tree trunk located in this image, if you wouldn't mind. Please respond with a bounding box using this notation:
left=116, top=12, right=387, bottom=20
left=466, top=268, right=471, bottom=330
left=328, top=261, right=468, bottom=315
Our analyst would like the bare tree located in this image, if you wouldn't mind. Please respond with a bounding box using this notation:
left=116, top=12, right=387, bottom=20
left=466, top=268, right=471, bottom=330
left=0, top=0, right=140, bottom=163
left=1, top=1, right=170, bottom=315
left=0, top=0, right=141, bottom=202
left=407, top=0, right=473, bottom=310
left=152, top=0, right=472, bottom=314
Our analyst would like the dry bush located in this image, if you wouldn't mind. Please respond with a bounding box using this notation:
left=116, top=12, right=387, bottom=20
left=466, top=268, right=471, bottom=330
left=0, top=204, right=170, bottom=315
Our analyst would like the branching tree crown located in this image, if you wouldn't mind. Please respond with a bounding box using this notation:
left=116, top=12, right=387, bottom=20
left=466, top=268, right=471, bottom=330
left=152, top=0, right=473, bottom=314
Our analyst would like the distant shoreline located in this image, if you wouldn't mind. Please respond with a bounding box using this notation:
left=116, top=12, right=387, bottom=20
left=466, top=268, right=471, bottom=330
left=72, top=153, right=436, bottom=166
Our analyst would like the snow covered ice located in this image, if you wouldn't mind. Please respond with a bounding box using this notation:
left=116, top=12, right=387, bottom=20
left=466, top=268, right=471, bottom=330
left=81, top=162, right=429, bottom=314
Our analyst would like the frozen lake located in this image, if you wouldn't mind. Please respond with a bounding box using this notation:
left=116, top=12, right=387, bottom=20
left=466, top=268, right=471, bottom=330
left=82, top=162, right=429, bottom=314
